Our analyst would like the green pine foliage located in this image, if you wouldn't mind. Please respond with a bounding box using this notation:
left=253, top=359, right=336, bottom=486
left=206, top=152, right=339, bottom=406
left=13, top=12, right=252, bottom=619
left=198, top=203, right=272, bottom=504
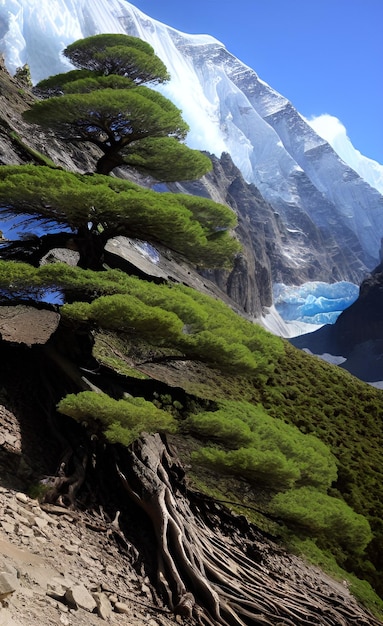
left=65, top=294, right=184, bottom=343
left=56, top=74, right=135, bottom=94
left=63, top=34, right=170, bottom=85
left=0, top=261, right=281, bottom=374
left=195, top=446, right=301, bottom=490
left=120, top=136, right=213, bottom=182
left=60, top=278, right=281, bottom=374
left=57, top=391, right=177, bottom=447
left=270, top=487, right=373, bottom=555
left=25, top=33, right=211, bottom=178
left=187, top=400, right=338, bottom=490
left=23, top=86, right=189, bottom=143
left=35, top=69, right=103, bottom=94
left=0, top=167, right=240, bottom=267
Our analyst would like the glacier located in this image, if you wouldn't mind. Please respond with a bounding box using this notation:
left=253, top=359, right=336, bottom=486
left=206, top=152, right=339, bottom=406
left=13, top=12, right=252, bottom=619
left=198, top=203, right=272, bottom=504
left=273, top=281, right=359, bottom=326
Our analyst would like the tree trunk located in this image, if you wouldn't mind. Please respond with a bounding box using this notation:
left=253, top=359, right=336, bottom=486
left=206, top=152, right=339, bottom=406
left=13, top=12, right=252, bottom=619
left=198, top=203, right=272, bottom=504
left=96, top=150, right=125, bottom=176
left=115, top=433, right=380, bottom=626
left=75, top=227, right=106, bottom=270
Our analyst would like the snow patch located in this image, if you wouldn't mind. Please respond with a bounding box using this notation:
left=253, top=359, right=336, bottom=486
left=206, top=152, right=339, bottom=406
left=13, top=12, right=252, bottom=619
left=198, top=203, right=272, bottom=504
left=260, top=305, right=323, bottom=338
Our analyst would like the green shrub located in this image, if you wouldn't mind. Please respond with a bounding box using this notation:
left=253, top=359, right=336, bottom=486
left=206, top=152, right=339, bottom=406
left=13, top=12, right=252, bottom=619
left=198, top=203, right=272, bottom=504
left=187, top=401, right=338, bottom=491
left=193, top=446, right=301, bottom=489
left=270, top=487, right=373, bottom=554
left=57, top=391, right=177, bottom=446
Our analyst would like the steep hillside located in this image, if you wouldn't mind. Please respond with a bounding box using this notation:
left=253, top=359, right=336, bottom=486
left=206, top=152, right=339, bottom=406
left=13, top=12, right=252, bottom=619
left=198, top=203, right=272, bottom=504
left=1, top=54, right=383, bottom=626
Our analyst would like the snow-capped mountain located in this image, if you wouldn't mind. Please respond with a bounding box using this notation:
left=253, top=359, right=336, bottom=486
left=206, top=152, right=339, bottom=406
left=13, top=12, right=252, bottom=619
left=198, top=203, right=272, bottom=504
left=0, top=0, right=382, bottom=281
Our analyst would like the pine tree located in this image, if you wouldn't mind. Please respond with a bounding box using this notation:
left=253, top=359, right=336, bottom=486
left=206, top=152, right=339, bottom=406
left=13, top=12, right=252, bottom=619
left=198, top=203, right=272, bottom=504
left=0, top=165, right=239, bottom=269
left=24, top=34, right=212, bottom=178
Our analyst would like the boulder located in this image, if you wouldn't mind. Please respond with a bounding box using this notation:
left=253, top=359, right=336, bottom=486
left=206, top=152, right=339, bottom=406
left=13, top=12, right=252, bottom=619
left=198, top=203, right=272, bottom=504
left=65, top=583, right=97, bottom=612
left=92, top=591, right=113, bottom=620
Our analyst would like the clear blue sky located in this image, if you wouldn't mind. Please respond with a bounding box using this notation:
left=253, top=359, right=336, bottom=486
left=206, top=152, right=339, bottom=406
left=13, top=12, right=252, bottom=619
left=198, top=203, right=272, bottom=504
left=131, top=0, right=383, bottom=164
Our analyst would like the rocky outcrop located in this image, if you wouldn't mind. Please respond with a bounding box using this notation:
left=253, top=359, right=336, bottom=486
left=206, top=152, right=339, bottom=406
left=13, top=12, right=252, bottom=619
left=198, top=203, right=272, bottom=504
left=0, top=306, right=60, bottom=346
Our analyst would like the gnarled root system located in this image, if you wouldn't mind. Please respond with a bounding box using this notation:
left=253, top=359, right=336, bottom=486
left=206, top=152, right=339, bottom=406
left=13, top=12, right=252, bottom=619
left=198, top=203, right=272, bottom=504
left=116, top=433, right=380, bottom=626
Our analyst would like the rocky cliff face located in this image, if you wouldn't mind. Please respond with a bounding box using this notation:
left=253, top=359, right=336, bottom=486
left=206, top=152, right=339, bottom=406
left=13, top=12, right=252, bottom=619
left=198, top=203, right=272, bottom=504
left=172, top=152, right=367, bottom=315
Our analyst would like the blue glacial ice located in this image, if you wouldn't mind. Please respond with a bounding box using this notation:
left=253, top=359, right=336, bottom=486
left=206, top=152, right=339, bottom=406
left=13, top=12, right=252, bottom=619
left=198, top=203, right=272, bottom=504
left=273, top=281, right=359, bottom=325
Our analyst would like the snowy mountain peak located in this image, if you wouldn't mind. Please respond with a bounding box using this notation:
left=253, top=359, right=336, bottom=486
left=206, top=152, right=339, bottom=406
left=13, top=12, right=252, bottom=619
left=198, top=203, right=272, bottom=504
left=0, top=0, right=382, bottom=277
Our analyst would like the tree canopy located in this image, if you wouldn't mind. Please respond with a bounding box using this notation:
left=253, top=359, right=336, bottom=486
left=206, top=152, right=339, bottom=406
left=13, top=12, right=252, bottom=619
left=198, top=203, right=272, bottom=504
left=25, top=34, right=211, bottom=178
left=64, top=34, right=170, bottom=85
left=0, top=165, right=240, bottom=269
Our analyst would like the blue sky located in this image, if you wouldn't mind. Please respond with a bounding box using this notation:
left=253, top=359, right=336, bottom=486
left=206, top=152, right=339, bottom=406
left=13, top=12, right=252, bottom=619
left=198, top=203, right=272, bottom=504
left=131, top=0, right=383, bottom=165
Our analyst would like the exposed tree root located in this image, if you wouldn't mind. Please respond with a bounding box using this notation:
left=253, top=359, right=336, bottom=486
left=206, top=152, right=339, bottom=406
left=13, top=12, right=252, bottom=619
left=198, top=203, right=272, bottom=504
left=115, top=433, right=381, bottom=626
left=41, top=444, right=88, bottom=507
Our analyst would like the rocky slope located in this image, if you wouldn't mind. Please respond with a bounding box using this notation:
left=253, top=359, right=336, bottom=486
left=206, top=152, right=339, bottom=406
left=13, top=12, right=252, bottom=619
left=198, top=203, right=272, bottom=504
left=0, top=405, right=178, bottom=626
left=1, top=397, right=381, bottom=626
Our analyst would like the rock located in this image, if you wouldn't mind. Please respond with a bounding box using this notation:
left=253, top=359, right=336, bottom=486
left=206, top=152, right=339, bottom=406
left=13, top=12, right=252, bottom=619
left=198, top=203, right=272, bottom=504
left=114, top=601, right=131, bottom=614
left=40, top=248, right=80, bottom=267
left=0, top=562, right=19, bottom=579
left=15, top=492, right=29, bottom=504
left=15, top=524, right=34, bottom=538
left=1, top=521, right=15, bottom=534
left=62, top=543, right=79, bottom=555
left=46, top=581, right=66, bottom=601
left=33, top=516, right=49, bottom=530
left=78, top=549, right=95, bottom=566
left=69, top=536, right=81, bottom=546
left=0, top=571, right=18, bottom=601
left=141, top=582, right=151, bottom=596
left=93, top=591, right=113, bottom=620
left=0, top=607, right=23, bottom=625
left=51, top=576, right=75, bottom=591
left=0, top=306, right=60, bottom=346
left=65, top=584, right=97, bottom=612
